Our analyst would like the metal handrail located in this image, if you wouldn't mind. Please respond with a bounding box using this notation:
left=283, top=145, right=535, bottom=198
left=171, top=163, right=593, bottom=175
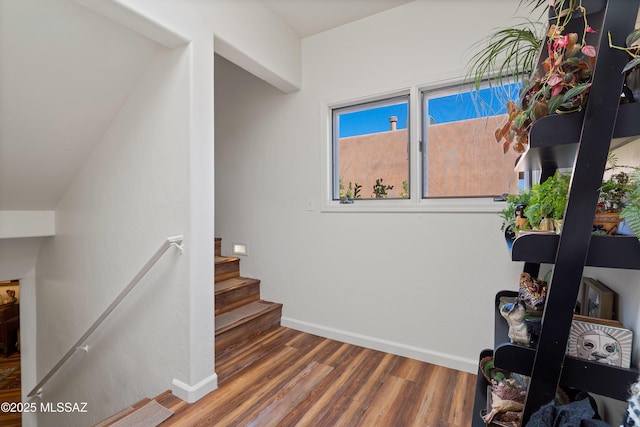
left=27, top=235, right=184, bottom=398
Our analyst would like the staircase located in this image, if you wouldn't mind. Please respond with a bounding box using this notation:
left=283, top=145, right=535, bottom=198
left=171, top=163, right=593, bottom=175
left=93, top=391, right=186, bottom=427
left=214, top=237, right=283, bottom=357
left=95, top=238, right=282, bottom=426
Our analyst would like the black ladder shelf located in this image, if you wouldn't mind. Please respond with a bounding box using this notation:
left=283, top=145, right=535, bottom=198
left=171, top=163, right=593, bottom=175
left=471, top=0, right=640, bottom=425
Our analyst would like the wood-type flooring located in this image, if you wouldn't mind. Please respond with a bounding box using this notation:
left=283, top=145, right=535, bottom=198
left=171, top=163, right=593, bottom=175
left=161, top=326, right=476, bottom=427
left=0, top=351, right=22, bottom=427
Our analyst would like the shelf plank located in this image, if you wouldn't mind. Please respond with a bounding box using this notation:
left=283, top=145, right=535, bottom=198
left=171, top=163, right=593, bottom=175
left=471, top=349, right=493, bottom=427
left=515, top=103, right=640, bottom=172
left=511, top=234, right=640, bottom=269
left=493, top=343, right=639, bottom=401
left=493, top=291, right=639, bottom=401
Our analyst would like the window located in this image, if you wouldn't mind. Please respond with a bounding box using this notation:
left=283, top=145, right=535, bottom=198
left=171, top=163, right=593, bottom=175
left=331, top=95, right=410, bottom=201
left=421, top=82, right=522, bottom=198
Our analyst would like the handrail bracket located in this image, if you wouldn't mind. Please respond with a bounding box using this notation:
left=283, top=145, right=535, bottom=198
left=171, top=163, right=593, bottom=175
left=168, top=235, right=184, bottom=253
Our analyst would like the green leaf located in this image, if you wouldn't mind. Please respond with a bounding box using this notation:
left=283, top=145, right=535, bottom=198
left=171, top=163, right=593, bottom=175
left=512, top=112, right=528, bottom=130
left=547, top=94, right=564, bottom=114
left=621, top=203, right=640, bottom=240
left=626, top=28, right=640, bottom=48
left=622, top=57, right=640, bottom=74
left=464, top=21, right=543, bottom=90
left=562, top=82, right=591, bottom=102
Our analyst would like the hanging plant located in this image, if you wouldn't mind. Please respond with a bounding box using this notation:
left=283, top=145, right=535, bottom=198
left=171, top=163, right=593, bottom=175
left=495, top=1, right=597, bottom=153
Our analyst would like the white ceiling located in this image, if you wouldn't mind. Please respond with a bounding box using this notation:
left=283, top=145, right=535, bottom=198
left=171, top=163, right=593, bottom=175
left=0, top=0, right=411, bottom=211
left=263, top=0, right=413, bottom=37
left=0, top=0, right=161, bottom=210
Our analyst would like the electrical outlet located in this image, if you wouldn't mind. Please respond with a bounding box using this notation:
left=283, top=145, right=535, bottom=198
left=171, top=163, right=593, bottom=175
left=306, top=197, right=314, bottom=211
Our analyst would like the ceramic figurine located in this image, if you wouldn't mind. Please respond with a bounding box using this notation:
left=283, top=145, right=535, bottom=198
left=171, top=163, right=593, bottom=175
left=514, top=204, right=529, bottom=230
left=500, top=298, right=531, bottom=346
left=2, top=290, right=16, bottom=305
left=519, top=272, right=547, bottom=310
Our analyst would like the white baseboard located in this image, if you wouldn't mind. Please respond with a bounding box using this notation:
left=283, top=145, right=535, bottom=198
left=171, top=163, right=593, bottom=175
left=171, top=373, right=218, bottom=403
left=281, top=317, right=477, bottom=374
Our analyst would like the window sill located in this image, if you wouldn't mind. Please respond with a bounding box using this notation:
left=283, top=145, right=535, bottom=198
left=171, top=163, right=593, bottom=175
left=321, top=198, right=504, bottom=214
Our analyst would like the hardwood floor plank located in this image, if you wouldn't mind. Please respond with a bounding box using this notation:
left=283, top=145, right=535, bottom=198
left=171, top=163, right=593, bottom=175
left=216, top=327, right=298, bottom=384
left=160, top=327, right=477, bottom=427
left=0, top=352, right=21, bottom=427
left=244, top=361, right=334, bottom=427
left=210, top=342, right=336, bottom=427
left=356, top=374, right=416, bottom=427
left=281, top=347, right=371, bottom=426
left=447, top=370, right=476, bottom=427
left=164, top=346, right=302, bottom=426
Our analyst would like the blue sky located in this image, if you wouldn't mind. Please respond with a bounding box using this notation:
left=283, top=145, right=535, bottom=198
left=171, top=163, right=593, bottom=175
left=428, top=82, right=521, bottom=124
left=338, top=83, right=520, bottom=138
left=339, top=103, right=408, bottom=138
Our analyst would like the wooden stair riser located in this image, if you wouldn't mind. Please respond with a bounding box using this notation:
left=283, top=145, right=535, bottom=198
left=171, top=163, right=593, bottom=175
left=215, top=257, right=240, bottom=282
left=215, top=304, right=282, bottom=355
left=215, top=279, right=261, bottom=316
left=215, top=238, right=222, bottom=257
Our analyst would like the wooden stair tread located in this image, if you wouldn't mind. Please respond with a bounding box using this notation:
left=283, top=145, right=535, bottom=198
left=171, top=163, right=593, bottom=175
left=215, top=301, right=282, bottom=335
left=154, top=390, right=187, bottom=415
left=94, top=398, right=152, bottom=426
left=95, top=392, right=186, bottom=427
left=215, top=277, right=259, bottom=294
left=215, top=256, right=239, bottom=264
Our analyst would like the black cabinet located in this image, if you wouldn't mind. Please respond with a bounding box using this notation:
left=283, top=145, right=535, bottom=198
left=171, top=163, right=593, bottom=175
left=471, top=1, right=640, bottom=424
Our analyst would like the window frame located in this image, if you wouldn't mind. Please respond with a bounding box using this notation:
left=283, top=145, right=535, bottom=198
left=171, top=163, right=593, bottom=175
left=320, top=80, right=517, bottom=214
left=330, top=94, right=411, bottom=202
left=420, top=79, right=522, bottom=200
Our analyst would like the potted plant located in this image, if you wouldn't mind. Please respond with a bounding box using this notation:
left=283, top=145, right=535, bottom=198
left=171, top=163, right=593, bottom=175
left=620, top=169, right=640, bottom=241
left=495, top=2, right=597, bottom=153
left=594, top=155, right=635, bottom=234
left=500, top=191, right=533, bottom=243
left=609, top=27, right=640, bottom=101
left=466, top=0, right=550, bottom=91
left=524, top=172, right=570, bottom=232
left=467, top=1, right=598, bottom=154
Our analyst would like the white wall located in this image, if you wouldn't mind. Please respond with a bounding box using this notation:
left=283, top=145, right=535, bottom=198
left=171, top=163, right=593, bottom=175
left=121, top=0, right=301, bottom=92
left=33, top=46, right=195, bottom=426
left=20, top=269, right=37, bottom=427
left=0, top=238, right=45, bottom=282
left=214, top=0, right=530, bottom=373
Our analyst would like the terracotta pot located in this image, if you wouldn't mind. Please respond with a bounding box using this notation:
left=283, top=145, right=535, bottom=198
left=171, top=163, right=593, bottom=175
left=593, top=211, right=622, bottom=234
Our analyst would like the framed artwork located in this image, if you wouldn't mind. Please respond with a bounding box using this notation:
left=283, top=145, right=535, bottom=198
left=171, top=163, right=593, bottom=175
left=581, top=277, right=615, bottom=320
left=567, top=318, right=632, bottom=368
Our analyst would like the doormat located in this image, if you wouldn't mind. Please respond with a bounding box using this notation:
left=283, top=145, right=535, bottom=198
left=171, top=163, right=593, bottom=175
left=110, top=400, right=174, bottom=427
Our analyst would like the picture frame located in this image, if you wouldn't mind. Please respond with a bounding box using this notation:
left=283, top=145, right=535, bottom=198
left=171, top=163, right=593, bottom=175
left=567, top=318, right=632, bottom=368
left=581, top=277, right=615, bottom=320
